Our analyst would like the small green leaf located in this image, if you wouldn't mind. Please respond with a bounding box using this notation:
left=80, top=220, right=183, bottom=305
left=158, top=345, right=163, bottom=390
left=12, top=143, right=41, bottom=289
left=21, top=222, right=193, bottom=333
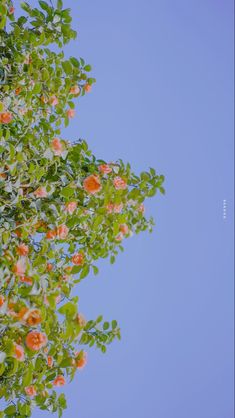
left=112, top=320, right=118, bottom=329
left=39, top=1, right=51, bottom=12
left=84, top=64, right=92, bottom=72
left=57, top=0, right=63, bottom=10
left=103, top=322, right=109, bottom=330
left=80, top=265, right=90, bottom=280
left=92, top=265, right=99, bottom=275
left=32, top=83, right=42, bottom=94
left=21, top=2, right=31, bottom=13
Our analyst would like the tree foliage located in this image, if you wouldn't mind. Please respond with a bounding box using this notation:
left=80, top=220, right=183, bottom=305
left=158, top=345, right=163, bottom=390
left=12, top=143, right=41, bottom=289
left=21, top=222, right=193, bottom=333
left=0, top=1, right=165, bottom=416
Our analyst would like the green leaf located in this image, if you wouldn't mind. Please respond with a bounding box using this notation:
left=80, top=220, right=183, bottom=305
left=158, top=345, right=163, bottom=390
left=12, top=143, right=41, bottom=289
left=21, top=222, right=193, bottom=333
left=58, top=301, right=77, bottom=318
left=4, top=405, right=16, bottom=415
left=60, top=186, right=74, bottom=198
left=0, top=17, right=6, bottom=31
left=5, top=358, right=18, bottom=376
left=79, top=265, right=90, bottom=280
left=22, top=363, right=33, bottom=387
left=112, top=320, right=118, bottom=329
left=20, top=2, right=31, bottom=13
left=110, top=255, right=115, bottom=264
left=57, top=0, right=63, bottom=10
left=103, top=322, right=109, bottom=330
left=0, top=363, right=5, bottom=376
left=32, top=83, right=42, bottom=94
left=71, top=265, right=82, bottom=274
left=70, top=57, right=80, bottom=67
left=41, top=68, right=50, bottom=81
left=62, top=61, right=73, bottom=75
left=92, top=265, right=99, bottom=275
left=84, top=64, right=92, bottom=72
left=96, top=315, right=103, bottom=323
left=159, top=186, right=165, bottom=195
left=39, top=1, right=51, bottom=12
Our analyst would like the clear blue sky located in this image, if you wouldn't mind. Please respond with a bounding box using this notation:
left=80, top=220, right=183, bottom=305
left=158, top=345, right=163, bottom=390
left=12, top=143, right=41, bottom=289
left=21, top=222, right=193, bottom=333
left=16, top=1, right=235, bottom=417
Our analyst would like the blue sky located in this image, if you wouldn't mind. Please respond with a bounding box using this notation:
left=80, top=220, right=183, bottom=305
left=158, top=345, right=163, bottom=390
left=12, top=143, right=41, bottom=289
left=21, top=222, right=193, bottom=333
left=14, top=1, right=234, bottom=417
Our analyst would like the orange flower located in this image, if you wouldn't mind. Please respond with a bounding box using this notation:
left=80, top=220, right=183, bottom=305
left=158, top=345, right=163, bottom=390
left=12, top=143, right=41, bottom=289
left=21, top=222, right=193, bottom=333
left=18, top=307, right=29, bottom=319
left=44, top=295, right=49, bottom=306
left=114, top=203, right=124, bottom=213
left=0, top=295, right=5, bottom=307
left=66, top=109, right=75, bottom=119
left=52, top=138, right=63, bottom=156
left=8, top=301, right=15, bottom=310
left=15, top=87, right=22, bottom=95
left=83, top=175, right=101, bottom=194
left=75, top=351, right=87, bottom=369
left=53, top=375, right=66, bottom=387
left=65, top=201, right=77, bottom=214
left=40, top=96, right=48, bottom=104
left=138, top=203, right=145, bottom=214
left=19, top=276, right=33, bottom=286
left=57, top=224, right=69, bottom=240
left=47, top=356, right=53, bottom=368
left=77, top=313, right=86, bottom=327
left=9, top=7, right=15, bottom=14
left=26, top=331, right=47, bottom=351
left=34, top=220, right=47, bottom=231
left=25, top=386, right=36, bottom=397
left=46, top=229, right=56, bottom=240
left=56, top=295, right=61, bottom=304
left=16, top=243, right=29, bottom=256
left=0, top=112, right=13, bottom=124
left=98, top=164, right=112, bottom=174
left=14, top=228, right=22, bottom=238
left=47, top=263, right=53, bottom=272
left=24, top=56, right=32, bottom=65
left=115, top=232, right=123, bottom=242
left=9, top=306, right=29, bottom=320
left=106, top=203, right=114, bottom=214
left=84, top=84, right=92, bottom=93
left=19, top=107, right=27, bottom=116
left=49, top=95, right=59, bottom=106
left=70, top=85, right=80, bottom=95
left=14, top=344, right=25, bottom=361
left=13, top=258, right=26, bottom=276
left=72, top=253, right=84, bottom=266
left=106, top=202, right=123, bottom=214
left=113, top=176, right=127, bottom=190
left=34, top=187, right=47, bottom=198
left=119, top=224, right=129, bottom=235
left=26, top=309, right=42, bottom=327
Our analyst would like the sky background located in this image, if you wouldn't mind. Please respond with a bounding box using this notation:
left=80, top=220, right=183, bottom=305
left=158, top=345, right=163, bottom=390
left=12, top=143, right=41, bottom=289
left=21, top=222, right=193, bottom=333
left=14, top=1, right=234, bottom=417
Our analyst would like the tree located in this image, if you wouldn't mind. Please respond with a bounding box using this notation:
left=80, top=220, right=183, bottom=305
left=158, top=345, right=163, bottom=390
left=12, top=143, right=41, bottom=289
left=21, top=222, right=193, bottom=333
left=0, top=1, right=165, bottom=416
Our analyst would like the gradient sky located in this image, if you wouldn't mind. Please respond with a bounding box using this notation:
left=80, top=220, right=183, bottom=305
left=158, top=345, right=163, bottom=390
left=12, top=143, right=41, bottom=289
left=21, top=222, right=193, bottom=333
left=13, top=1, right=234, bottom=417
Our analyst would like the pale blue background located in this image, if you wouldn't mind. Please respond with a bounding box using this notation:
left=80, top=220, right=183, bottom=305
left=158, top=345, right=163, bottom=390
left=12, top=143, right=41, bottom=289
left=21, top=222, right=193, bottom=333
left=15, top=1, right=234, bottom=417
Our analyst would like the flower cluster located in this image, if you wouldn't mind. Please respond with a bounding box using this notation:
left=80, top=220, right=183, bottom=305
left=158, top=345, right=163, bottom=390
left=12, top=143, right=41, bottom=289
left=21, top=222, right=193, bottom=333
left=0, top=1, right=164, bottom=417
